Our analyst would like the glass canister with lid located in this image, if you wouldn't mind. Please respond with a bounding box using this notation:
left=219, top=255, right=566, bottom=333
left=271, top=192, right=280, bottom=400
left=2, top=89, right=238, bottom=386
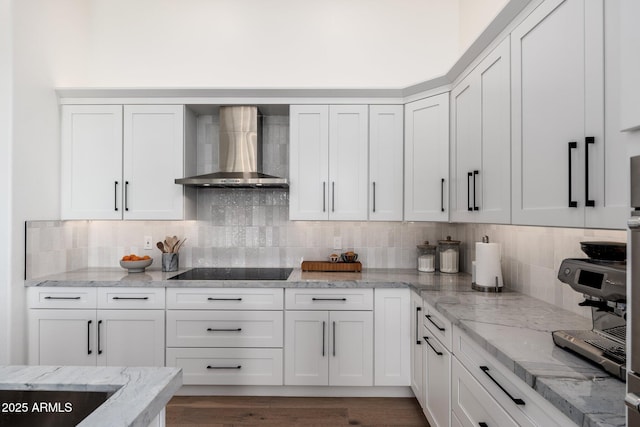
left=438, top=236, right=460, bottom=273
left=416, top=241, right=436, bottom=272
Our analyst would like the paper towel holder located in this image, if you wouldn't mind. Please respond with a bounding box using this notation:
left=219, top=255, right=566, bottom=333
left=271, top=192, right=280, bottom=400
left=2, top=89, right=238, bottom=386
left=472, top=236, right=503, bottom=293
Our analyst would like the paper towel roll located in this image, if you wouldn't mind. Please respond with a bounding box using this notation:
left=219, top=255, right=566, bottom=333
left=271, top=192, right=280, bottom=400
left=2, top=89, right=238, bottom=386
left=475, top=242, right=503, bottom=289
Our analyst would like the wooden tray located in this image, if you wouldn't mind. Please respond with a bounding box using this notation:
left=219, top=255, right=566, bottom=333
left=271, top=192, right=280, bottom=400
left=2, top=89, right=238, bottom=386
left=301, top=261, right=362, bottom=272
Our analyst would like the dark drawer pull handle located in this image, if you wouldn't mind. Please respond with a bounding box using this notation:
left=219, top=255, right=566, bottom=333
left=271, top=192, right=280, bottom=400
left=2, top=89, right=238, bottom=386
left=333, top=321, right=336, bottom=357
left=207, top=297, right=242, bottom=301
left=585, top=136, right=595, bottom=207
left=425, top=314, right=445, bottom=331
left=323, top=181, right=326, bottom=212
left=423, top=336, right=443, bottom=356
left=112, top=297, right=149, bottom=300
left=467, top=172, right=473, bottom=211
left=480, top=365, right=525, bottom=405
left=87, top=320, right=92, bottom=355
left=207, top=328, right=242, bottom=332
left=473, top=170, right=479, bottom=211
left=124, top=181, right=129, bottom=211
left=479, top=423, right=489, bottom=427
left=206, top=365, right=242, bottom=370
left=312, top=298, right=347, bottom=301
left=114, top=181, right=119, bottom=211
left=441, top=178, right=445, bottom=212
left=45, top=296, right=81, bottom=300
left=568, top=141, right=578, bottom=208
left=415, top=307, right=422, bottom=345
left=322, top=321, right=326, bottom=357
left=372, top=181, right=376, bottom=213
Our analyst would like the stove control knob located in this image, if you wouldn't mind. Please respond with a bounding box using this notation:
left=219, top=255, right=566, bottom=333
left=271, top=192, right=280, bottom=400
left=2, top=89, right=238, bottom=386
left=563, top=267, right=572, bottom=276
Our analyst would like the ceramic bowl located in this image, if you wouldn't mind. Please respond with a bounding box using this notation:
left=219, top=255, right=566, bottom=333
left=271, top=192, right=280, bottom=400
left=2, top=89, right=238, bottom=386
left=329, top=254, right=340, bottom=263
left=341, top=253, right=358, bottom=263
left=119, top=258, right=153, bottom=273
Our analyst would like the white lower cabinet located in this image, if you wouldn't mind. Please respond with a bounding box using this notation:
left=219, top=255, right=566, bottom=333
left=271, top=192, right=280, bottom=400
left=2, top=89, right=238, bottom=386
left=284, top=310, right=373, bottom=386
left=28, top=287, right=165, bottom=367
left=451, top=357, right=518, bottom=427
left=165, top=288, right=284, bottom=386
left=422, top=323, right=450, bottom=427
left=374, top=288, right=410, bottom=386
left=410, top=291, right=424, bottom=405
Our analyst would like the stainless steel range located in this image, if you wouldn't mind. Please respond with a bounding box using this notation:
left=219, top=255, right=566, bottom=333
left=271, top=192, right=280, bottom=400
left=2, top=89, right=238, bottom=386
left=552, top=242, right=627, bottom=381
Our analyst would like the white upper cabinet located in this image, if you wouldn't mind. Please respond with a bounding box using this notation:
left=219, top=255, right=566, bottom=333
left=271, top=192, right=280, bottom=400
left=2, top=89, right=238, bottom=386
left=289, top=105, right=368, bottom=221
left=61, top=105, right=123, bottom=220
left=511, top=0, right=617, bottom=228
left=450, top=38, right=511, bottom=224
left=369, top=105, right=404, bottom=221
left=404, top=93, right=449, bottom=222
left=61, top=104, right=189, bottom=220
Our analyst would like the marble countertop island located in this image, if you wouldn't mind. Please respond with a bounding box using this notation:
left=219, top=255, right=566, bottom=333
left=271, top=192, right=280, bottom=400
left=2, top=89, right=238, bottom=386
left=24, top=267, right=626, bottom=426
left=0, top=365, right=182, bottom=427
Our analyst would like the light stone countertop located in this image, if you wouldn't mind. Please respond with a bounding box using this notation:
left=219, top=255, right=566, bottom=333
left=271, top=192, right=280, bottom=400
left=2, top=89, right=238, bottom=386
left=24, top=267, right=625, bottom=426
left=0, top=365, right=182, bottom=427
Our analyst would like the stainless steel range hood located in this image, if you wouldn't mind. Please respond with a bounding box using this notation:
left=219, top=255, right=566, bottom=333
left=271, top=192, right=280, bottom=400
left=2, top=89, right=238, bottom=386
left=175, top=105, right=288, bottom=188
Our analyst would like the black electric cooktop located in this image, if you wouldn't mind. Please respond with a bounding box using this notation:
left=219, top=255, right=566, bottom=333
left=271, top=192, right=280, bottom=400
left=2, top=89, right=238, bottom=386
left=168, top=267, right=293, bottom=281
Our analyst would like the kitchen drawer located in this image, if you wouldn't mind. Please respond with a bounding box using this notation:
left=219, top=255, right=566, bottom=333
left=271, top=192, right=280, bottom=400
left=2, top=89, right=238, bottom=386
left=166, top=347, right=283, bottom=385
left=97, top=287, right=165, bottom=309
left=422, top=300, right=452, bottom=351
left=166, top=288, right=283, bottom=310
left=451, top=357, right=519, bottom=427
left=285, top=288, right=373, bottom=311
left=452, top=326, right=574, bottom=427
left=166, top=310, right=283, bottom=348
left=28, top=287, right=97, bottom=309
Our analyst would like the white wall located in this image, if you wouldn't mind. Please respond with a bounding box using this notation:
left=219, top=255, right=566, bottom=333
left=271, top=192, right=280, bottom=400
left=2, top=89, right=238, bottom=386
left=6, top=0, right=89, bottom=363
left=0, top=0, right=13, bottom=365
left=84, top=0, right=460, bottom=88
left=458, top=0, right=508, bottom=52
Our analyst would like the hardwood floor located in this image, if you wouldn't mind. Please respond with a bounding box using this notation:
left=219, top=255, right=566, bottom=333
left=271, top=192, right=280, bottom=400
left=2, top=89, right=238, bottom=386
left=166, top=396, right=430, bottom=427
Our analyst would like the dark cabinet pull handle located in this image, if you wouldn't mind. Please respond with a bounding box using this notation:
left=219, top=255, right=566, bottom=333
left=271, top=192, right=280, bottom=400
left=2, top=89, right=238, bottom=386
left=97, top=320, right=103, bottom=355
left=473, top=170, right=479, bottom=211
left=322, top=321, right=326, bottom=357
left=206, top=365, right=241, bottom=370
left=45, top=296, right=81, bottom=300
left=112, top=297, right=149, bottom=300
left=114, top=181, right=119, bottom=211
left=480, top=366, right=525, bottom=405
left=568, top=142, right=578, bottom=208
left=479, top=423, right=489, bottom=427
left=585, top=136, right=595, bottom=207
left=323, top=181, right=326, bottom=212
left=425, top=314, right=445, bottom=331
left=441, top=178, right=445, bottom=212
left=333, top=321, right=336, bottom=357
left=416, top=307, right=422, bottom=345
left=207, top=328, right=242, bottom=332
left=87, top=320, right=92, bottom=355
left=312, top=298, right=347, bottom=301
left=124, top=181, right=130, bottom=211
left=467, top=172, right=473, bottom=211
left=332, top=181, right=335, bottom=212
left=372, top=182, right=376, bottom=213
left=423, top=336, right=443, bottom=356
left=207, top=297, right=242, bottom=301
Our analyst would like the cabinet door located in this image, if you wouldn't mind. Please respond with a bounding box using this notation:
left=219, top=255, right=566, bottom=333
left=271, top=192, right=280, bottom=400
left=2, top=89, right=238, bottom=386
left=369, top=105, right=404, bottom=221
left=96, top=309, right=165, bottom=367
left=329, top=310, right=373, bottom=386
left=61, top=105, right=123, bottom=220
left=511, top=0, right=603, bottom=227
left=28, top=309, right=96, bottom=366
left=284, top=311, right=329, bottom=385
left=410, top=292, right=424, bottom=405
left=374, top=288, right=410, bottom=386
left=328, top=105, right=369, bottom=220
left=423, top=327, right=450, bottom=427
left=451, top=38, right=511, bottom=224
left=404, top=94, right=449, bottom=221
left=289, top=105, right=330, bottom=220
left=123, top=105, right=185, bottom=220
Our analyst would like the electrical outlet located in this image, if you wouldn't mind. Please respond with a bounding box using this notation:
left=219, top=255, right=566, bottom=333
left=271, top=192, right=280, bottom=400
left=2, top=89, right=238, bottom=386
left=144, top=236, right=153, bottom=250
left=333, top=236, right=342, bottom=250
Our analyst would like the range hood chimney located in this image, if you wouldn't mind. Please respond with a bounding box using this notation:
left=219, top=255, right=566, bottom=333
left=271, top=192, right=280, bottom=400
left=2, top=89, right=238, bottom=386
left=175, top=105, right=288, bottom=188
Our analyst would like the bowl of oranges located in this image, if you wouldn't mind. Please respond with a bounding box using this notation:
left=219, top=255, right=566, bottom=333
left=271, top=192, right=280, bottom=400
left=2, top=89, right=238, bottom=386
left=119, top=254, right=153, bottom=273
